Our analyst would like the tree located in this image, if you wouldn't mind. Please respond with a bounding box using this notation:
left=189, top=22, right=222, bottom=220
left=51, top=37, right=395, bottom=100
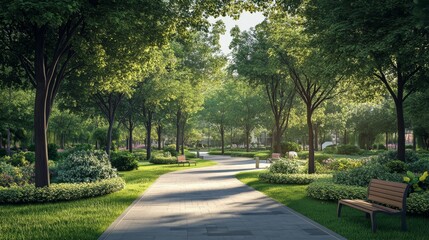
left=0, top=0, right=249, bottom=187
left=267, top=14, right=344, bottom=173
left=230, top=23, right=296, bottom=154
left=305, top=0, right=428, bottom=161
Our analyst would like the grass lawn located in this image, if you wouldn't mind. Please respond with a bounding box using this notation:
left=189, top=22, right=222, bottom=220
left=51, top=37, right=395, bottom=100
left=0, top=159, right=216, bottom=240
left=237, top=171, right=429, bottom=240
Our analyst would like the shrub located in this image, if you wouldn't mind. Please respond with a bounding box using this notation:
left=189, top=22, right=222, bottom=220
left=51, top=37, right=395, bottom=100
left=407, top=159, right=429, bottom=173
left=230, top=152, right=256, bottom=157
left=149, top=155, right=177, bottom=164
left=314, top=154, right=333, bottom=163
left=386, top=160, right=407, bottom=173
left=8, top=152, right=30, bottom=167
left=48, top=143, right=59, bottom=160
left=23, top=151, right=35, bottom=163
left=164, top=144, right=178, bottom=156
left=336, top=145, right=360, bottom=155
left=110, top=152, right=139, bottom=171
left=407, top=191, right=429, bottom=215
left=0, top=177, right=125, bottom=204
left=403, top=171, right=428, bottom=192
left=333, top=163, right=403, bottom=187
left=269, top=160, right=299, bottom=174
left=254, top=152, right=270, bottom=160
left=259, top=172, right=331, bottom=184
left=71, top=144, right=93, bottom=151
left=56, top=150, right=117, bottom=183
left=327, top=158, right=363, bottom=171
left=323, top=145, right=337, bottom=154
left=0, top=162, right=24, bottom=187
left=307, top=180, right=367, bottom=201
left=372, top=143, right=386, bottom=150
left=301, top=161, right=330, bottom=174
left=375, top=150, right=419, bottom=164
left=132, top=152, right=146, bottom=161
left=185, top=152, right=197, bottom=158
left=281, top=142, right=302, bottom=154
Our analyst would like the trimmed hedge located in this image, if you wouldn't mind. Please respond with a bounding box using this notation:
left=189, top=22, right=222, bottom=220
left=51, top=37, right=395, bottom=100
left=230, top=152, right=256, bottom=157
left=307, top=181, right=429, bottom=215
left=336, top=144, right=360, bottom=155
left=0, top=177, right=125, bottom=204
left=259, top=172, right=332, bottom=184
left=307, top=181, right=367, bottom=201
left=333, top=163, right=403, bottom=187
left=149, top=156, right=177, bottom=164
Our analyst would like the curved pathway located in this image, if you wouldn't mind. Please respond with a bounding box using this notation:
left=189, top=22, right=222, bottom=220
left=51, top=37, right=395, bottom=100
left=99, top=155, right=345, bottom=240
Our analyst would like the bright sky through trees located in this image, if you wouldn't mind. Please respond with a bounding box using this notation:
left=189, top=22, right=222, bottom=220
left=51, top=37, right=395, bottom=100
left=209, top=11, right=265, bottom=56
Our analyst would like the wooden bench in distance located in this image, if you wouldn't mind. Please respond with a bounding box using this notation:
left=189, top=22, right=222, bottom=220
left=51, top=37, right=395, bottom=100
left=177, top=155, right=196, bottom=166
left=337, top=179, right=410, bottom=233
left=267, top=153, right=281, bottom=163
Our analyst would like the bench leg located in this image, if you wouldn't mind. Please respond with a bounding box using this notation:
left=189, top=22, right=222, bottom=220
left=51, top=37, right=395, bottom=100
left=370, top=213, right=377, bottom=233
left=337, top=202, right=343, bottom=218
left=401, top=213, right=407, bottom=231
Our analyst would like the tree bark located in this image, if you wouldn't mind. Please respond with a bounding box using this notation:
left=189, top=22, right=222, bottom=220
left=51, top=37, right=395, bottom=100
left=307, top=106, right=315, bottom=174
left=146, top=117, right=152, bottom=160
left=156, top=124, right=162, bottom=150
left=220, top=124, right=225, bottom=154
left=314, top=123, right=319, bottom=151
left=128, top=123, right=133, bottom=153
left=106, top=119, right=114, bottom=155
left=175, top=109, right=181, bottom=153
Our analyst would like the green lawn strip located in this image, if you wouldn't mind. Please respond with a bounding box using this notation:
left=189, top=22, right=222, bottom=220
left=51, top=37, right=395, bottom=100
left=237, top=171, right=429, bottom=240
left=0, top=159, right=216, bottom=240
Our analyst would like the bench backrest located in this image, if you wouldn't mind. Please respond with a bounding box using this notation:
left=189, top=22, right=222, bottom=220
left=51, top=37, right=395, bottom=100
left=271, top=153, right=281, bottom=159
left=368, top=179, right=409, bottom=210
left=177, top=155, right=186, bottom=162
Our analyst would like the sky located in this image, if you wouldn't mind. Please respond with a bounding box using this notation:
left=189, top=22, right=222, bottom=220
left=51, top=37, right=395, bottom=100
left=209, top=11, right=265, bottom=56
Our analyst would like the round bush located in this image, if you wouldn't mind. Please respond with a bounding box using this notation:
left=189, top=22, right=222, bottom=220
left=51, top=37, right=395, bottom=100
left=110, top=152, right=139, bottom=171
left=386, top=160, right=407, bottom=173
left=0, top=177, right=125, bottom=204
left=323, top=145, right=337, bottom=154
left=259, top=172, right=331, bottom=184
left=269, top=160, right=299, bottom=174
left=336, top=145, right=361, bottom=155
left=56, top=150, right=117, bottom=183
left=164, top=144, right=178, bottom=157
left=333, top=163, right=402, bottom=187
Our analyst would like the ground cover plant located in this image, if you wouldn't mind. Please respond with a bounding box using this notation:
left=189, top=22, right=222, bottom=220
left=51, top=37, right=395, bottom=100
left=0, top=159, right=216, bottom=240
left=237, top=171, right=429, bottom=240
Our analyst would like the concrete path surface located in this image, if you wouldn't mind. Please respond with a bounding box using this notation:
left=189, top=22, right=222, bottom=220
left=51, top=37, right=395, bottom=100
left=99, top=155, right=345, bottom=240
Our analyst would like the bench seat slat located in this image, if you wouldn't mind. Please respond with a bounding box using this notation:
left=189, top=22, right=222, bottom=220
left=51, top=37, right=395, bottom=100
left=339, top=199, right=400, bottom=214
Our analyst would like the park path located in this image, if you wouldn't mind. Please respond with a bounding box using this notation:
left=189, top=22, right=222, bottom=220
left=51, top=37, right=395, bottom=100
left=99, top=155, right=345, bottom=240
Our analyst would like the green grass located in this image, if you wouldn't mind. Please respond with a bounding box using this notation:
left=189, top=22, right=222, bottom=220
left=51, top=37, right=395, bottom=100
left=0, top=159, right=216, bottom=240
left=237, top=171, right=429, bottom=240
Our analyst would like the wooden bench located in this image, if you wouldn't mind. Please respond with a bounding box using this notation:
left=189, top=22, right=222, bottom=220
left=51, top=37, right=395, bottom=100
left=267, top=153, right=281, bottom=163
left=337, top=179, right=410, bottom=232
left=177, top=155, right=196, bottom=166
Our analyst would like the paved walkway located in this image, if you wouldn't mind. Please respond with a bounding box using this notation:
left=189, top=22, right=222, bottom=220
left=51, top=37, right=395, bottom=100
left=99, top=155, right=345, bottom=240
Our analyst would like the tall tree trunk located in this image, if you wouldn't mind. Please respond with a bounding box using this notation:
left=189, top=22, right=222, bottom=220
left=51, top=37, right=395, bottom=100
left=106, top=120, right=114, bottom=155
left=157, top=124, right=162, bottom=150
left=220, top=124, right=225, bottom=154
left=245, top=126, right=250, bottom=152
left=395, top=98, right=406, bottom=161
left=34, top=84, right=50, bottom=187
left=145, top=111, right=153, bottom=160
left=175, top=110, right=181, bottom=153
left=307, top=106, right=315, bottom=174
left=129, top=127, right=133, bottom=153
left=314, top=123, right=319, bottom=151
left=385, top=132, right=388, bottom=149
left=6, top=128, right=11, bottom=155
